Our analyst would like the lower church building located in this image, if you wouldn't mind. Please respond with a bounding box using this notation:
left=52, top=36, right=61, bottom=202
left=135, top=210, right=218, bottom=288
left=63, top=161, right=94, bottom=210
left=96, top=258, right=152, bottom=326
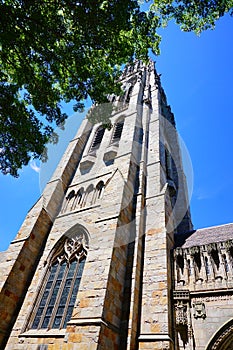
left=0, top=61, right=232, bottom=350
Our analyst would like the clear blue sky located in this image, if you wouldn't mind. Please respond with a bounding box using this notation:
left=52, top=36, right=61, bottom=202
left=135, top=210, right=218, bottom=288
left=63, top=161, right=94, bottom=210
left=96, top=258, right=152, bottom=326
left=0, top=13, right=233, bottom=251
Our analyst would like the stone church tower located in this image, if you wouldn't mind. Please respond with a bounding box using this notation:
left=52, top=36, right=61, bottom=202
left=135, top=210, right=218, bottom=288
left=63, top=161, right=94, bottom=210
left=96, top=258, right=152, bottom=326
left=0, top=61, right=232, bottom=350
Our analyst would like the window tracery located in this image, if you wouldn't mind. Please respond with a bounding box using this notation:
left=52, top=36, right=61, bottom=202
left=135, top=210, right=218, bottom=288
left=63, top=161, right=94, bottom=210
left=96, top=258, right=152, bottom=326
left=30, top=232, right=88, bottom=330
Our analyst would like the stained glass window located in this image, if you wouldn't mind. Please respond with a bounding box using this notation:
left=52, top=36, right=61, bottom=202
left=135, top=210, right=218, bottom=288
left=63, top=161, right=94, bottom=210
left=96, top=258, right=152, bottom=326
left=31, top=233, right=88, bottom=330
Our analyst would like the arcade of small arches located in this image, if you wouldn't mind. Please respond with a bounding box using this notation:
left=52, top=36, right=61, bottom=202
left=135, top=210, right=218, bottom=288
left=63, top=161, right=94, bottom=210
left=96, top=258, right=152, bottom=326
left=61, top=180, right=105, bottom=214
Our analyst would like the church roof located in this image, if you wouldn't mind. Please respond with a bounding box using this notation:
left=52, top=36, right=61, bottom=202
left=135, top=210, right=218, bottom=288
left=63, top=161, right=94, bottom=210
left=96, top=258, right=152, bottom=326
left=175, top=223, right=233, bottom=248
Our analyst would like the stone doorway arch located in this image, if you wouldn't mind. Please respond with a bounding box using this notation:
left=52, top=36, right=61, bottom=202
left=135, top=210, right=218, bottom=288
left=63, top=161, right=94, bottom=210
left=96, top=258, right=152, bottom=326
left=206, top=319, right=233, bottom=350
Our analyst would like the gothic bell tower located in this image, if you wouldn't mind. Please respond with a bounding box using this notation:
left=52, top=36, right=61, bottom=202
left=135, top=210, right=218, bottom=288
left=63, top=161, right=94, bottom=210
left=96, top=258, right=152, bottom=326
left=0, top=60, right=192, bottom=350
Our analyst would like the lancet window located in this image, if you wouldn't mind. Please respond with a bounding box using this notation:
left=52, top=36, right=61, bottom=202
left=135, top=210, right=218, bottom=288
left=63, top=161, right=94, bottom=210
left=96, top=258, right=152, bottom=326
left=111, top=119, right=124, bottom=143
left=165, top=148, right=173, bottom=180
left=92, top=181, right=105, bottom=204
left=125, top=85, right=133, bottom=104
left=74, top=187, right=84, bottom=208
left=62, top=190, right=76, bottom=213
left=30, top=232, right=88, bottom=330
left=89, top=126, right=105, bottom=152
left=118, top=83, right=134, bottom=105
left=83, top=184, right=94, bottom=207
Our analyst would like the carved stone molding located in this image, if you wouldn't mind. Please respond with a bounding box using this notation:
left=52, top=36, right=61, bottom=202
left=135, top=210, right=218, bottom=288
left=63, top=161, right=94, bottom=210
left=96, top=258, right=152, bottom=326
left=175, top=301, right=188, bottom=326
left=207, top=322, right=233, bottom=350
left=194, top=294, right=233, bottom=302
left=173, top=290, right=190, bottom=301
left=193, top=302, right=206, bottom=319
left=207, top=243, right=218, bottom=254
left=225, top=240, right=233, bottom=251
left=189, top=246, right=200, bottom=255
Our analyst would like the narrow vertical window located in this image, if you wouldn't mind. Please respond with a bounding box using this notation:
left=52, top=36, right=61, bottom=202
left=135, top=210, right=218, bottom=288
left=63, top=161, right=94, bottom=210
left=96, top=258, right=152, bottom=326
left=125, top=85, right=133, bottom=104
left=72, top=187, right=84, bottom=210
left=83, top=184, right=94, bottom=207
left=30, top=232, right=88, bottom=330
left=165, top=148, right=172, bottom=180
left=89, top=126, right=105, bottom=152
left=112, top=120, right=124, bottom=143
left=223, top=254, right=229, bottom=273
left=62, top=190, right=76, bottom=213
left=94, top=181, right=105, bottom=202
left=205, top=256, right=210, bottom=275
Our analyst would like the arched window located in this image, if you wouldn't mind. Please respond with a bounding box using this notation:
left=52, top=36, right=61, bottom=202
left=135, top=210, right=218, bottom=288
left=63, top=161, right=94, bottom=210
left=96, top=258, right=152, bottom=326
left=83, top=184, right=94, bottom=207
left=111, top=119, right=124, bottom=143
left=89, top=126, right=105, bottom=152
left=30, top=231, right=88, bottom=330
left=62, top=190, right=76, bottom=213
left=96, top=181, right=105, bottom=199
left=72, top=187, right=84, bottom=210
left=125, top=85, right=133, bottom=104
left=93, top=181, right=105, bottom=204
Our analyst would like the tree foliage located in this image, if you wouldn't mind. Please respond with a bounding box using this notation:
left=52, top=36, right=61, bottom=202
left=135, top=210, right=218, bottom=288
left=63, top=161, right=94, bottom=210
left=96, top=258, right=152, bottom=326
left=152, top=0, right=233, bottom=33
left=0, top=0, right=232, bottom=176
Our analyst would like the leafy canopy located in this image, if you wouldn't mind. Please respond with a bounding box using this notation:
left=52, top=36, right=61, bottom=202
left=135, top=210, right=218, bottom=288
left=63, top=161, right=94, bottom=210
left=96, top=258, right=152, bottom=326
left=0, top=0, right=232, bottom=176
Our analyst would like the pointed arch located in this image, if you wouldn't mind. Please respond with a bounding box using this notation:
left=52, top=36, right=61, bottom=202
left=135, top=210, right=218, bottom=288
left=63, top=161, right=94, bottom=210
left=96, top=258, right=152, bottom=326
left=96, top=180, right=105, bottom=199
left=89, top=125, right=105, bottom=152
left=92, top=180, right=105, bottom=204
left=206, top=318, right=233, bottom=350
left=125, top=85, right=134, bottom=104
left=111, top=117, right=124, bottom=144
left=62, top=189, right=76, bottom=213
left=29, top=225, right=89, bottom=330
left=83, top=184, right=94, bottom=207
left=72, top=187, right=84, bottom=210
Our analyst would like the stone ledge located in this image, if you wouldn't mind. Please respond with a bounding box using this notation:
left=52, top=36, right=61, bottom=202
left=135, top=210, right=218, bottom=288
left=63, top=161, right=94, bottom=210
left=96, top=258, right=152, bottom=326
left=58, top=204, right=100, bottom=218
left=138, top=334, right=173, bottom=343
left=95, top=215, right=119, bottom=223
left=10, top=237, right=30, bottom=244
left=19, top=329, right=66, bottom=338
left=190, top=288, right=233, bottom=297
left=68, top=317, right=120, bottom=334
left=68, top=317, right=107, bottom=326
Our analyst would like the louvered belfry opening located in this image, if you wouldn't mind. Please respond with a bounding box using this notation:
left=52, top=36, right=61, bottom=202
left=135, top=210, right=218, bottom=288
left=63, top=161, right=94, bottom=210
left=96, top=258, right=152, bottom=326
left=90, top=126, right=105, bottom=152
left=112, top=121, right=124, bottom=142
